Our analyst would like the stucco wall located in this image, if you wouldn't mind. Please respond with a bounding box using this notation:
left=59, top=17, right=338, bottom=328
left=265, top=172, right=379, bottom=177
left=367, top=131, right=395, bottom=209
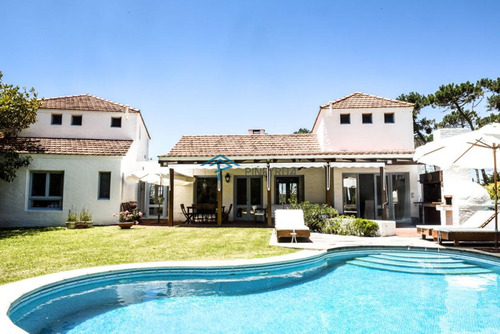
left=0, top=155, right=125, bottom=227
left=314, top=107, right=414, bottom=151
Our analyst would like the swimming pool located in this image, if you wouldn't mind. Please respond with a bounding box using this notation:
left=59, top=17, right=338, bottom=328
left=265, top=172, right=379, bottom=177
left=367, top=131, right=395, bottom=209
left=5, top=247, right=500, bottom=333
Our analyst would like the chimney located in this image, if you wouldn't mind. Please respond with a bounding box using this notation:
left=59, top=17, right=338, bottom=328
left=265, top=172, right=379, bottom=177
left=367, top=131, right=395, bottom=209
left=248, top=129, right=266, bottom=135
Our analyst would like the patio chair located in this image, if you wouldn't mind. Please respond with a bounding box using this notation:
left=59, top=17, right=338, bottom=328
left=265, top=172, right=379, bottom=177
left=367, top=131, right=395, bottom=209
left=222, top=204, right=232, bottom=222
left=433, top=213, right=498, bottom=246
left=251, top=205, right=267, bottom=222
left=180, top=204, right=194, bottom=224
left=274, top=209, right=310, bottom=242
left=416, top=210, right=495, bottom=240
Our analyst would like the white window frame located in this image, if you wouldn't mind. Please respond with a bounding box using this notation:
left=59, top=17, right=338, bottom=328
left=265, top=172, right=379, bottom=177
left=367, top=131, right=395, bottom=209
left=28, top=171, right=64, bottom=210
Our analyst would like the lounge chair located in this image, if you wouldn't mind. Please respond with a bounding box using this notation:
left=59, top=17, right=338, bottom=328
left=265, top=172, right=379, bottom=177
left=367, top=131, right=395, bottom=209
left=416, top=210, right=495, bottom=240
left=432, top=212, right=498, bottom=246
left=275, top=209, right=310, bottom=242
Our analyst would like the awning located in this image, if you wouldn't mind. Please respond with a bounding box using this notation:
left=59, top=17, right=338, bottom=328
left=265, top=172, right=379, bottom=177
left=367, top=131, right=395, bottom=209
left=166, top=161, right=385, bottom=171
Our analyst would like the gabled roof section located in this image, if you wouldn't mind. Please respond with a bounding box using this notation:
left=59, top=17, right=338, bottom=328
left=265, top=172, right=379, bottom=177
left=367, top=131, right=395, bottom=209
left=1, top=137, right=133, bottom=156
left=320, top=92, right=414, bottom=110
left=162, top=134, right=322, bottom=158
left=40, top=94, right=140, bottom=113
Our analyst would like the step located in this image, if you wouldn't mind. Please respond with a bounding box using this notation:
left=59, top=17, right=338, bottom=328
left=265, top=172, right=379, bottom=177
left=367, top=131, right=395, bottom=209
left=380, top=252, right=451, bottom=259
left=347, top=259, right=493, bottom=275
left=371, top=254, right=462, bottom=264
left=355, top=257, right=475, bottom=269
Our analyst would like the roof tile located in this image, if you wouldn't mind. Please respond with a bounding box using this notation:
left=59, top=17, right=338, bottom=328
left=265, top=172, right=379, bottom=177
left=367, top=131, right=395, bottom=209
left=1, top=137, right=132, bottom=156
left=40, top=94, right=140, bottom=113
left=321, top=92, right=414, bottom=109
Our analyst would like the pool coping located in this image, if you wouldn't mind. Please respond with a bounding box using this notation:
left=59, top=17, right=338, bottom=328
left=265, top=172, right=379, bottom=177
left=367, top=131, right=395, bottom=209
left=3, top=245, right=500, bottom=333
left=0, top=249, right=324, bottom=333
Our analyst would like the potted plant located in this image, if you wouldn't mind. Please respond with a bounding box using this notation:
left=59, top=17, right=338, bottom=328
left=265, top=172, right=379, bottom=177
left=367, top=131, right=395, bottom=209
left=66, top=209, right=78, bottom=229
left=114, top=210, right=143, bottom=229
left=77, top=209, right=93, bottom=228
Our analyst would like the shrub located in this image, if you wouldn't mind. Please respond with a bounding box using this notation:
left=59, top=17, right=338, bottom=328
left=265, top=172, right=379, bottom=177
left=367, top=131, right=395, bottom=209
left=484, top=183, right=500, bottom=201
left=323, top=216, right=378, bottom=237
left=79, top=209, right=92, bottom=222
left=289, top=200, right=338, bottom=232
left=66, top=209, right=78, bottom=222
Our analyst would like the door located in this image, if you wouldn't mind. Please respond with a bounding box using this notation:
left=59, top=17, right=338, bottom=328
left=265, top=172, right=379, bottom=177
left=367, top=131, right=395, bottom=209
left=234, top=177, right=263, bottom=220
left=145, top=183, right=167, bottom=219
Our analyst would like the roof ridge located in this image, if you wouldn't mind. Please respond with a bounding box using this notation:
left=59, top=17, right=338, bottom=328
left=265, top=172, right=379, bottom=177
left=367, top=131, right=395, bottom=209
left=179, top=133, right=317, bottom=137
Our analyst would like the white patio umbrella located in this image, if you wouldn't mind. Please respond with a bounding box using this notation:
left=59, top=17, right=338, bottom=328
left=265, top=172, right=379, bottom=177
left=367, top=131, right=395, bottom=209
left=414, top=123, right=500, bottom=247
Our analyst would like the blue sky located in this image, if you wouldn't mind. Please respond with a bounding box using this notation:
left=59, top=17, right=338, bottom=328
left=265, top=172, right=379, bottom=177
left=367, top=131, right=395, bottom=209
left=1, top=0, right=499, bottom=158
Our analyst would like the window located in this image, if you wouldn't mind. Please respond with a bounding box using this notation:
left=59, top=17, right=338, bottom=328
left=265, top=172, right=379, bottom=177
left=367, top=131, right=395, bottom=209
left=340, top=114, right=350, bottom=124
left=29, top=172, right=64, bottom=209
left=195, top=177, right=217, bottom=204
left=51, top=114, right=62, bottom=125
left=384, top=113, right=395, bottom=124
left=275, top=176, right=304, bottom=204
left=98, top=172, right=111, bottom=199
left=111, top=117, right=122, bottom=128
left=71, top=115, right=82, bottom=126
left=362, top=113, right=373, bottom=124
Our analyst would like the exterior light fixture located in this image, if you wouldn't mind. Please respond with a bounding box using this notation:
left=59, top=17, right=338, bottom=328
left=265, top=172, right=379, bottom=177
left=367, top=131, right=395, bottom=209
left=225, top=173, right=230, bottom=183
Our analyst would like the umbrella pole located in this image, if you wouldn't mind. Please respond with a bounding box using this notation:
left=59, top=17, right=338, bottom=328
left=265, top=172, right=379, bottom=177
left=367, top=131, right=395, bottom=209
left=494, top=145, right=498, bottom=249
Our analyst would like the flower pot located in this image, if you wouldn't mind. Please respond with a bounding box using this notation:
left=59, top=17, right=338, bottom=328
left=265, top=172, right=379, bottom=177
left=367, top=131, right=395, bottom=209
left=76, top=221, right=93, bottom=229
left=118, top=222, right=134, bottom=229
left=66, top=221, right=77, bottom=229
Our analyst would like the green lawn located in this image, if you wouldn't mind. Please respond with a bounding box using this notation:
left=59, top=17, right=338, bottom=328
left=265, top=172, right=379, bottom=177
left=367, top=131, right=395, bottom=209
left=0, top=226, right=296, bottom=285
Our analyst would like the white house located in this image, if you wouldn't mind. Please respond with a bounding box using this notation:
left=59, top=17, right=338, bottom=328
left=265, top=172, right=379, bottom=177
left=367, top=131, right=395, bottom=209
left=0, top=94, right=150, bottom=227
left=160, top=92, right=421, bottom=226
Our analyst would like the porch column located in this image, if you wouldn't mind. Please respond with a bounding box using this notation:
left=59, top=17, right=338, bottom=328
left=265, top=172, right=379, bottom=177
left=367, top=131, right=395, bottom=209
left=217, top=176, right=222, bottom=226
left=168, top=168, right=174, bottom=226
left=325, top=163, right=331, bottom=206
left=380, top=166, right=388, bottom=220
left=267, top=164, right=272, bottom=227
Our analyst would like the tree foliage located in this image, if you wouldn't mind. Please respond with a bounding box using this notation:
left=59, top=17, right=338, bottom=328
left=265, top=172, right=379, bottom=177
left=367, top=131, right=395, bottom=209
left=0, top=72, right=41, bottom=182
left=293, top=128, right=311, bottom=134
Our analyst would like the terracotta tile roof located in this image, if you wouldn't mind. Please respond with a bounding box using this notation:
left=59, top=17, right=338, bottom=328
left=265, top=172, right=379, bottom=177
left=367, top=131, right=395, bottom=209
left=40, top=94, right=140, bottom=113
left=1, top=137, right=132, bottom=156
left=163, top=134, right=322, bottom=157
left=320, top=92, right=414, bottom=109
left=322, top=149, right=415, bottom=156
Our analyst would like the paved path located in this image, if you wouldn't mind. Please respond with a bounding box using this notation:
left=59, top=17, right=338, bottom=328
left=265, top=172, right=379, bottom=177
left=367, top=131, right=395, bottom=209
left=270, top=230, right=443, bottom=250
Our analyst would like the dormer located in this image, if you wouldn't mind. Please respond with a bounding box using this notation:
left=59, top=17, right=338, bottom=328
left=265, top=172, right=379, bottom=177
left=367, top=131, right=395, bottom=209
left=312, top=92, right=414, bottom=152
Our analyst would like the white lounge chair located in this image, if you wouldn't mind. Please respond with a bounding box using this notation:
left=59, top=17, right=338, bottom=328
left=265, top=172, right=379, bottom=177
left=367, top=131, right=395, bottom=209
left=275, top=209, right=310, bottom=242
left=416, top=210, right=495, bottom=240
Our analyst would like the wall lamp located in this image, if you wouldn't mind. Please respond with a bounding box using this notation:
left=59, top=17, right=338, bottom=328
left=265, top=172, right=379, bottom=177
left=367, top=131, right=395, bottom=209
left=225, top=173, right=231, bottom=183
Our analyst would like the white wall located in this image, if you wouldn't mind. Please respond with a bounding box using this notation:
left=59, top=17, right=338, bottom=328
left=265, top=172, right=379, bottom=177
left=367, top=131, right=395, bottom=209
left=314, top=107, right=414, bottom=151
left=20, top=109, right=142, bottom=141
left=0, top=155, right=125, bottom=227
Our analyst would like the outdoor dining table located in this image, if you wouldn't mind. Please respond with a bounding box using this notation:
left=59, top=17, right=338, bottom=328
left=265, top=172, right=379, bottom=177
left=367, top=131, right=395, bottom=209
left=188, top=204, right=225, bottom=223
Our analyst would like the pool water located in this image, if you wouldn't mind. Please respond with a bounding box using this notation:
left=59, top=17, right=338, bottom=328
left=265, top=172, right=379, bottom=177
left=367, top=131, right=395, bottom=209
left=9, top=250, right=500, bottom=333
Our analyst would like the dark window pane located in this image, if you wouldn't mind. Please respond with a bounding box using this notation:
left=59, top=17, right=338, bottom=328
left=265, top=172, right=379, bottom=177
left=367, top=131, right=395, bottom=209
left=196, top=177, right=217, bottom=204
left=340, top=114, right=350, bottom=124
left=236, top=178, right=247, bottom=205
left=362, top=113, right=372, bottom=124
left=111, top=117, right=122, bottom=128
left=250, top=178, right=261, bottom=205
left=384, top=113, right=395, bottom=123
left=99, top=172, right=111, bottom=199
left=31, top=173, right=46, bottom=196
left=51, top=114, right=62, bottom=125
left=72, top=115, right=82, bottom=126
left=49, top=173, right=64, bottom=196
